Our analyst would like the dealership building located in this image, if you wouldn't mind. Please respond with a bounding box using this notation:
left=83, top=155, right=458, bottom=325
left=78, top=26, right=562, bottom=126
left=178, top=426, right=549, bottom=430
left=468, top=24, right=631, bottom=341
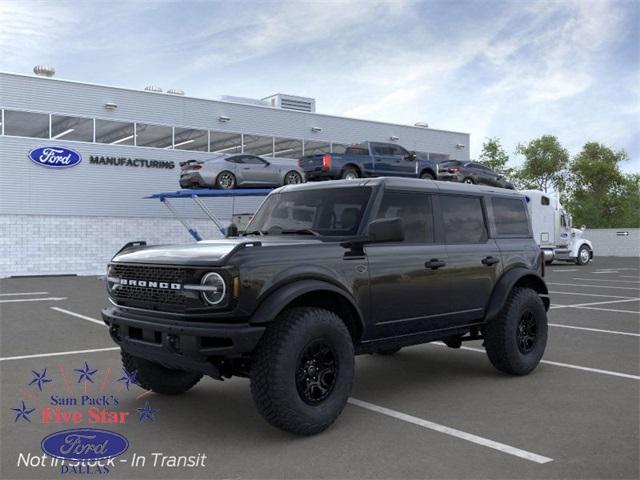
left=0, top=69, right=470, bottom=277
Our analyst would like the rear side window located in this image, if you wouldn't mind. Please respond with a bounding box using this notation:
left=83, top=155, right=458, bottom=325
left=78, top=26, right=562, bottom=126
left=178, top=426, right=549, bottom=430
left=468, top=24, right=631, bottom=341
left=440, top=195, right=488, bottom=244
left=375, top=191, right=434, bottom=243
left=492, top=197, right=530, bottom=237
left=345, top=147, right=369, bottom=156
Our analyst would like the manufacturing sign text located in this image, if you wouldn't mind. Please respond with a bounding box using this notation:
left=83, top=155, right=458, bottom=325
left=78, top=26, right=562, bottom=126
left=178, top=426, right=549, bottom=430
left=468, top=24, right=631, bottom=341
left=90, top=156, right=175, bottom=169
left=28, top=147, right=82, bottom=168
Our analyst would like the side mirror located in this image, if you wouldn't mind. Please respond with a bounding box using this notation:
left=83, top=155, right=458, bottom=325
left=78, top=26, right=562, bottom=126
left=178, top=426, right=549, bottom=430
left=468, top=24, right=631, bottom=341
left=406, top=151, right=417, bottom=161
left=367, top=217, right=404, bottom=243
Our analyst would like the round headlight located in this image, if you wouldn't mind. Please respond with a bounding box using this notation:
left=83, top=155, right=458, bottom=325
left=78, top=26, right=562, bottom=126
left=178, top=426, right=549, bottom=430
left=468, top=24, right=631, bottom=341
left=201, top=272, right=226, bottom=305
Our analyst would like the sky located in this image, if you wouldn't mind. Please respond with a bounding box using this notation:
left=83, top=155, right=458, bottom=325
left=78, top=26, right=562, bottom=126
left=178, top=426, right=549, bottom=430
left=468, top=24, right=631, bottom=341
left=1, top=0, right=638, bottom=171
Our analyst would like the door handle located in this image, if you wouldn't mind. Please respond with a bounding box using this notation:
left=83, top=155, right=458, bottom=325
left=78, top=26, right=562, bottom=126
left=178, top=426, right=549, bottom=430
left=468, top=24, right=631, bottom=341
left=482, top=256, right=500, bottom=266
left=425, top=259, right=446, bottom=270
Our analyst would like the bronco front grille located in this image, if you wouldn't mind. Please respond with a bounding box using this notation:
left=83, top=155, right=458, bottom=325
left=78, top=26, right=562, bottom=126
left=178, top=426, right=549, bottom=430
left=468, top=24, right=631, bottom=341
left=109, top=264, right=196, bottom=308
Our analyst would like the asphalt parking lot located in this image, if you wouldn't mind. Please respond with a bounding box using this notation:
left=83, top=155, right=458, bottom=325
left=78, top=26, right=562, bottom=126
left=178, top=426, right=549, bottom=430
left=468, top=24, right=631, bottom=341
left=1, top=256, right=638, bottom=480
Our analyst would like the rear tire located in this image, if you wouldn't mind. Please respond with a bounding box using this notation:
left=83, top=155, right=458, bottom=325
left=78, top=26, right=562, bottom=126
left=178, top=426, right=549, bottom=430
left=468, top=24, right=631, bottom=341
left=341, top=167, right=359, bottom=180
left=463, top=177, right=475, bottom=184
left=484, top=287, right=547, bottom=376
left=284, top=170, right=303, bottom=185
left=250, top=307, right=354, bottom=435
left=420, top=171, right=435, bottom=180
left=216, top=171, right=236, bottom=189
left=121, top=350, right=202, bottom=395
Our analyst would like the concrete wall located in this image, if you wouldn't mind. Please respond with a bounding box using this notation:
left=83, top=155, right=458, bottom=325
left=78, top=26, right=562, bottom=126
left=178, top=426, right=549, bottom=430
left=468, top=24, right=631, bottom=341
left=0, top=215, right=224, bottom=278
left=584, top=228, right=640, bottom=257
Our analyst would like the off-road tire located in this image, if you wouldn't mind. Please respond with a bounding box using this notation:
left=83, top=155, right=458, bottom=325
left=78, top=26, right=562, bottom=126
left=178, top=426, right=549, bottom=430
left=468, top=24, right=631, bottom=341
left=576, top=245, right=591, bottom=265
left=341, top=167, right=359, bottom=180
left=121, top=350, right=202, bottom=395
left=484, top=287, right=547, bottom=376
left=420, top=172, right=435, bottom=180
left=376, top=347, right=402, bottom=355
left=250, top=307, right=354, bottom=435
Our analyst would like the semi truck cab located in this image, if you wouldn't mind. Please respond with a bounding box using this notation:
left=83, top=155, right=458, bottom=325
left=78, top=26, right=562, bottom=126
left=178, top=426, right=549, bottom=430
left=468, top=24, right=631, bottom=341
left=522, top=190, right=594, bottom=265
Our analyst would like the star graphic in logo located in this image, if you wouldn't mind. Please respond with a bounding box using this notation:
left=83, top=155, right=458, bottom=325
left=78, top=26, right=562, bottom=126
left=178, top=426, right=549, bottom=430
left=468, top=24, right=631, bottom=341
left=28, top=368, right=52, bottom=392
left=11, top=400, right=35, bottom=423
left=136, top=400, right=159, bottom=423
left=117, top=368, right=138, bottom=391
left=74, top=361, right=98, bottom=383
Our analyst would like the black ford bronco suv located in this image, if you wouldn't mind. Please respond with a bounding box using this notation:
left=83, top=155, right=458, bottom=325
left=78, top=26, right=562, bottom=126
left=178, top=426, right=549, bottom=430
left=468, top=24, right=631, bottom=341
left=102, top=177, right=550, bottom=435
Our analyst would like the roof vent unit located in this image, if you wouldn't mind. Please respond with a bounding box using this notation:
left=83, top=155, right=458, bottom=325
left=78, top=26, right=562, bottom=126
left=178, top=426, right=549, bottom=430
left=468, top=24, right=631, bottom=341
left=262, top=94, right=316, bottom=113
left=167, top=89, right=184, bottom=96
left=33, top=65, right=55, bottom=77
left=144, top=85, right=163, bottom=93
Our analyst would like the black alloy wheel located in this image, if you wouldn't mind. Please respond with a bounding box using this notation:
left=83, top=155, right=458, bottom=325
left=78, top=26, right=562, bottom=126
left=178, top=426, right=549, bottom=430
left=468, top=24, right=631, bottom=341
left=516, top=311, right=537, bottom=354
left=296, top=340, right=338, bottom=405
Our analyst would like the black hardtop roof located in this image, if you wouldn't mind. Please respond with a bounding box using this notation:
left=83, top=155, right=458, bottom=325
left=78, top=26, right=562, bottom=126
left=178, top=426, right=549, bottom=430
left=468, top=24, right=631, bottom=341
left=277, top=177, right=524, bottom=198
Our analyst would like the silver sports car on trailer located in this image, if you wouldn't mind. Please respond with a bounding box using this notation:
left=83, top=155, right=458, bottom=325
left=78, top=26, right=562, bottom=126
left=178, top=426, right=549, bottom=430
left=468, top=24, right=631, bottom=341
left=179, top=154, right=305, bottom=189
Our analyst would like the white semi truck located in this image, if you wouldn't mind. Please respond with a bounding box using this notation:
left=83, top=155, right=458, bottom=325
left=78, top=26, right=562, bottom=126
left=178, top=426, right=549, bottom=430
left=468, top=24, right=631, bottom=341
left=521, top=190, right=593, bottom=265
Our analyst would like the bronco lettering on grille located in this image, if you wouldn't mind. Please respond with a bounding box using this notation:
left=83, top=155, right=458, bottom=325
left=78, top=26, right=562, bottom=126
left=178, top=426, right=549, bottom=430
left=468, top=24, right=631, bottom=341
left=117, top=279, right=182, bottom=290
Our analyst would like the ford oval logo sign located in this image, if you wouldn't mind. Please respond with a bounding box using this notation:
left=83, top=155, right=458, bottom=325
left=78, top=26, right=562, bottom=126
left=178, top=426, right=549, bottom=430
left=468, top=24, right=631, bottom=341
left=41, top=428, right=129, bottom=461
left=28, top=146, right=82, bottom=168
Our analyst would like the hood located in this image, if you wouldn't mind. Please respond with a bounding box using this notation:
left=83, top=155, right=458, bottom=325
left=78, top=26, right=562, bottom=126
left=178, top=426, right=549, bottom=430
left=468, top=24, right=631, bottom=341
left=111, top=237, right=322, bottom=266
left=571, top=228, right=584, bottom=239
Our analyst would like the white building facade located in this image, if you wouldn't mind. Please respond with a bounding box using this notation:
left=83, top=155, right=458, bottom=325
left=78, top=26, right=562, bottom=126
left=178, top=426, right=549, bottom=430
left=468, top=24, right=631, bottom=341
left=0, top=72, right=470, bottom=277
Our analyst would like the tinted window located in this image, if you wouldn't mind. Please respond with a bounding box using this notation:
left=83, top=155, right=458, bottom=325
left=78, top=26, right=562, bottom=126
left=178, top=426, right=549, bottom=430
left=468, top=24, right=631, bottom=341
left=541, top=196, right=550, bottom=206
left=375, top=191, right=434, bottom=243
left=492, top=197, right=530, bottom=236
left=242, top=156, right=266, bottom=165
left=4, top=110, right=49, bottom=138
left=439, top=160, right=462, bottom=168
left=225, top=156, right=244, bottom=164
left=51, top=114, right=93, bottom=142
left=373, top=144, right=393, bottom=155
left=345, top=147, right=369, bottom=156
left=440, top=195, right=488, bottom=244
left=247, top=187, right=372, bottom=237
left=389, top=145, right=409, bottom=157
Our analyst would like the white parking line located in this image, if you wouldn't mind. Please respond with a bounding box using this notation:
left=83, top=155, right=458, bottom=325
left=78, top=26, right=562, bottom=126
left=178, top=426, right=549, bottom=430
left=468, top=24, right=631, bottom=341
left=547, top=282, right=640, bottom=291
left=621, top=275, right=640, bottom=279
left=572, top=306, right=639, bottom=315
left=51, top=307, right=106, bottom=327
left=549, top=291, right=637, bottom=299
left=572, top=278, right=640, bottom=284
left=0, top=347, right=119, bottom=362
left=0, top=296, right=67, bottom=303
left=432, top=343, right=640, bottom=380
left=593, top=271, right=619, bottom=274
left=549, top=323, right=640, bottom=337
left=348, top=398, right=553, bottom=464
left=549, top=269, right=579, bottom=272
left=0, top=291, right=49, bottom=296
left=550, top=298, right=640, bottom=309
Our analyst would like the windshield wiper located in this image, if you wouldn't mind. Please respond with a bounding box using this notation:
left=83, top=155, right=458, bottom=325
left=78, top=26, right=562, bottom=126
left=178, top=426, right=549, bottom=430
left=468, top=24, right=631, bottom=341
left=280, top=229, right=321, bottom=237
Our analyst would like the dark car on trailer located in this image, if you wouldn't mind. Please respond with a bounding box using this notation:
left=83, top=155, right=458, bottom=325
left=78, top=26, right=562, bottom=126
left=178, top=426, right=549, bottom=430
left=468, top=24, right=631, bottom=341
left=438, top=160, right=515, bottom=189
left=102, top=178, right=549, bottom=435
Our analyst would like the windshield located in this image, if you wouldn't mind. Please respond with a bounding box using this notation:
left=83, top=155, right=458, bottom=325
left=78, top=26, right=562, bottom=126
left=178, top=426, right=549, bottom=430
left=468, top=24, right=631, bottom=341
left=246, top=187, right=372, bottom=237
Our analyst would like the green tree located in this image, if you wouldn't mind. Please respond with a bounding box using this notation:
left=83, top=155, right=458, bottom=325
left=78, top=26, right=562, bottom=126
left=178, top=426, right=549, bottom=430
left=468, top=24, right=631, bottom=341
left=515, top=135, right=569, bottom=192
left=566, top=143, right=638, bottom=228
left=479, top=137, right=512, bottom=176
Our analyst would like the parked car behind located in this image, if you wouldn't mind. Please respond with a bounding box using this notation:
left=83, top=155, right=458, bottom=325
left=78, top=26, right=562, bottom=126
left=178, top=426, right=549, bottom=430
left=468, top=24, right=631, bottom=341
left=298, top=141, right=438, bottom=181
left=437, top=160, right=515, bottom=189
left=179, top=154, right=305, bottom=189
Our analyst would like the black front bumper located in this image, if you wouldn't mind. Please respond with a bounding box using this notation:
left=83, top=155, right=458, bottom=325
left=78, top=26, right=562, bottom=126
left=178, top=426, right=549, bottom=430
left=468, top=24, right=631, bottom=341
left=102, top=305, right=265, bottom=378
